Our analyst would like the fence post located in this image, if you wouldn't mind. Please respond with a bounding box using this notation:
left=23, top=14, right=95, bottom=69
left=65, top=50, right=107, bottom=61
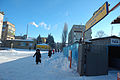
left=117, top=72, right=120, bottom=80
left=68, top=50, right=72, bottom=69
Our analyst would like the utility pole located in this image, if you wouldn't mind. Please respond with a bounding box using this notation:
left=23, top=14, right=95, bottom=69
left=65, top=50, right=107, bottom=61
left=111, top=25, right=113, bottom=36
left=26, top=24, right=28, bottom=39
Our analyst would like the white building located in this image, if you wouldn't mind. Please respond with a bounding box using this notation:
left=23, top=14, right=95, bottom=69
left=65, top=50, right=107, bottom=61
left=0, top=12, right=4, bottom=40
left=2, top=21, right=16, bottom=40
left=68, top=25, right=92, bottom=45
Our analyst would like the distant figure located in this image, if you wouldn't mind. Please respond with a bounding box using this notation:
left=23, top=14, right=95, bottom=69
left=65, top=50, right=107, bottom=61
left=58, top=49, right=59, bottom=53
left=53, top=49, right=55, bottom=54
left=29, top=47, right=31, bottom=50
left=48, top=50, right=52, bottom=58
left=33, top=49, right=41, bottom=64
left=55, top=49, right=57, bottom=52
left=79, top=38, right=82, bottom=44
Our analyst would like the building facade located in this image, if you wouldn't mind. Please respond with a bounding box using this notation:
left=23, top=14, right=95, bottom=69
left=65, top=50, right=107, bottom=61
left=2, top=21, right=15, bottom=40
left=0, top=12, right=4, bottom=40
left=41, top=37, right=47, bottom=43
left=77, top=36, right=120, bottom=76
left=15, top=35, right=27, bottom=39
left=2, top=39, right=34, bottom=49
left=68, top=25, right=92, bottom=45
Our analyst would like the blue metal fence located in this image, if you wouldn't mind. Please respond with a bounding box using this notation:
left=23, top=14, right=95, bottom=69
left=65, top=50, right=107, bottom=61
left=63, top=43, right=79, bottom=64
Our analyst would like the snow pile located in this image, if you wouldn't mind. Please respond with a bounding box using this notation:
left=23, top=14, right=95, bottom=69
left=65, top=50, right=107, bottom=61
left=0, top=49, right=47, bottom=64
left=45, top=54, right=70, bottom=71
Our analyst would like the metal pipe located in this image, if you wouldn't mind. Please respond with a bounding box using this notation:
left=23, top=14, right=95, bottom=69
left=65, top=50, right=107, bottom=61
left=109, top=2, right=120, bottom=13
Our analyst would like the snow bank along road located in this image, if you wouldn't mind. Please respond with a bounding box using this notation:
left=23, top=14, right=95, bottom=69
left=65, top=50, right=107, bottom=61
left=0, top=49, right=119, bottom=80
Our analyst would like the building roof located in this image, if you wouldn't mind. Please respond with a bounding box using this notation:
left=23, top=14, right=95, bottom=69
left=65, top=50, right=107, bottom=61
left=41, top=37, right=47, bottom=39
left=3, top=21, right=15, bottom=27
left=14, top=39, right=33, bottom=41
left=91, top=36, right=120, bottom=41
left=111, top=16, right=120, bottom=24
left=7, top=39, right=34, bottom=42
left=0, top=12, right=4, bottom=15
left=37, top=43, right=49, bottom=46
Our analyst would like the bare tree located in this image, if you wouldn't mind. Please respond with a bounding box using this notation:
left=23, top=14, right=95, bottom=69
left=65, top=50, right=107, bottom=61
left=95, top=30, right=106, bottom=38
left=119, top=32, right=120, bottom=37
left=61, top=23, right=68, bottom=50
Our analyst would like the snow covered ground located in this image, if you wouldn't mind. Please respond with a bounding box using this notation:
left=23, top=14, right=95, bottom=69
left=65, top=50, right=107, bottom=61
left=0, top=49, right=119, bottom=80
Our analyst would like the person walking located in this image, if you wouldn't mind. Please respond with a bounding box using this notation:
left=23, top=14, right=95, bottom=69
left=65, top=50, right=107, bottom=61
left=33, top=49, right=41, bottom=64
left=52, top=49, right=55, bottom=54
left=58, top=49, right=59, bottom=53
left=48, top=49, right=52, bottom=58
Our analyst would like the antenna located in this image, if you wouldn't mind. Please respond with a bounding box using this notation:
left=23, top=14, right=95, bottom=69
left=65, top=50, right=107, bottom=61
left=5, top=17, right=8, bottom=21
left=111, top=24, right=113, bottom=36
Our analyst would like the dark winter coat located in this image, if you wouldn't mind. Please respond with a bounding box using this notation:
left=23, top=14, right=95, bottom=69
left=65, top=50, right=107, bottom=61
left=33, top=51, right=41, bottom=62
left=48, top=50, right=52, bottom=57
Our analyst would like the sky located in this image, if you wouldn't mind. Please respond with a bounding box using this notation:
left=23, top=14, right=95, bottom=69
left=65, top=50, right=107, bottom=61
left=1, top=0, right=120, bottom=42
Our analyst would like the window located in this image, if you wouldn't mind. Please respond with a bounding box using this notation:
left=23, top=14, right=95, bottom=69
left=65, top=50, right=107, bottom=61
left=2, top=29, right=5, bottom=31
left=29, top=43, right=33, bottom=47
left=8, top=25, right=15, bottom=30
left=26, top=43, right=29, bottom=46
left=20, top=42, right=26, bottom=46
left=3, top=25, right=6, bottom=27
left=8, top=29, right=15, bottom=36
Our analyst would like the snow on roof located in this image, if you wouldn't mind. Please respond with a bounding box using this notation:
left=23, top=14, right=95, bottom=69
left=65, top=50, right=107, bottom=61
left=13, top=39, right=33, bottom=42
left=91, top=36, right=120, bottom=41
left=37, top=43, right=49, bottom=46
left=84, top=39, right=92, bottom=43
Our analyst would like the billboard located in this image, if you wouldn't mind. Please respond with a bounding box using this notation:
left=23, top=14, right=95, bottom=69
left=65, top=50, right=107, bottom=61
left=85, top=2, right=109, bottom=31
left=111, top=39, right=120, bottom=45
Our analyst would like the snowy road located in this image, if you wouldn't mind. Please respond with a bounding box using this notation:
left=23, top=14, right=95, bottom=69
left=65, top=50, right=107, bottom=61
left=0, top=49, right=119, bottom=80
left=0, top=49, right=81, bottom=80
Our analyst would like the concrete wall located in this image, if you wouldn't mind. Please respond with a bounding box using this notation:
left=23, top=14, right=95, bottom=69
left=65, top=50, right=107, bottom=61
left=77, top=44, right=85, bottom=76
left=91, top=37, right=120, bottom=45
left=92, top=38, right=110, bottom=45
left=77, top=44, right=108, bottom=76
left=85, top=44, right=108, bottom=76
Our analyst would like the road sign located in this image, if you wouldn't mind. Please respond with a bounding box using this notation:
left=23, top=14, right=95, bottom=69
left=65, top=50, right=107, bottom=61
left=85, top=2, right=109, bottom=31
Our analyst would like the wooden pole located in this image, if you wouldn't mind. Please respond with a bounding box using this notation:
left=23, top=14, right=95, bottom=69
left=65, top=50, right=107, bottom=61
left=70, top=58, right=72, bottom=68
left=117, top=72, right=120, bottom=80
left=69, top=50, right=72, bottom=69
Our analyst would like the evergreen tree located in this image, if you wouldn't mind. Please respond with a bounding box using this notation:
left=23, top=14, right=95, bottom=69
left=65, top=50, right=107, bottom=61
left=37, top=34, right=42, bottom=44
left=46, top=34, right=55, bottom=49
left=61, top=23, right=68, bottom=50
